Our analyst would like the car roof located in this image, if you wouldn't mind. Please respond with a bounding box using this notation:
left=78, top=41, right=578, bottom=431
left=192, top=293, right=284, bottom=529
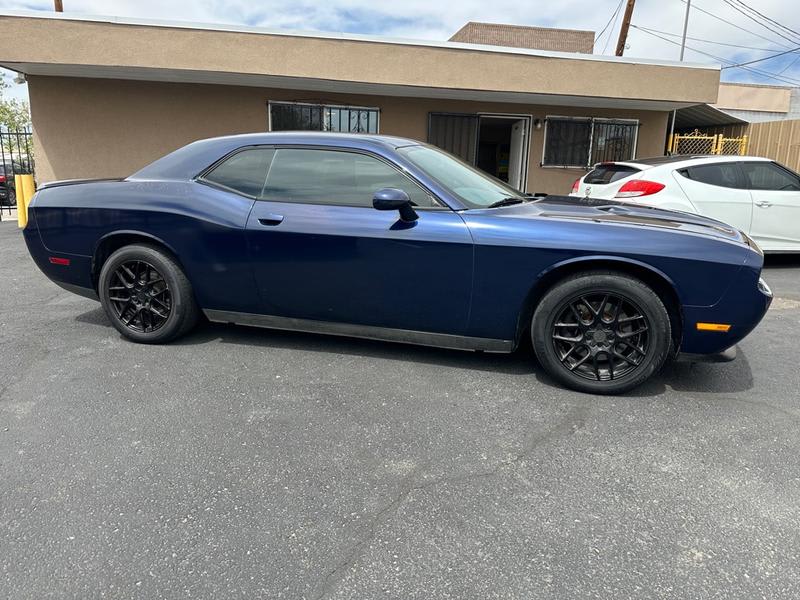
left=601, top=155, right=773, bottom=170
left=130, top=132, right=425, bottom=181
left=198, top=131, right=421, bottom=150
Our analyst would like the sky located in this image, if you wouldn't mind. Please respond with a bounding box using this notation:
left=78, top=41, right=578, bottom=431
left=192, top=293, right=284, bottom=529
left=1, top=0, right=799, bottom=102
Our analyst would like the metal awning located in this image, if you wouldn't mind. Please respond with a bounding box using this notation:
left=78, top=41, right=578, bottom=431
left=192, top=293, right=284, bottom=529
left=674, top=103, right=747, bottom=130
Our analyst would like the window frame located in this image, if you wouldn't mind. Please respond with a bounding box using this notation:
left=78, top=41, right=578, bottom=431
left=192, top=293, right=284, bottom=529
left=196, top=144, right=448, bottom=210
left=541, top=115, right=639, bottom=169
left=268, top=101, right=381, bottom=134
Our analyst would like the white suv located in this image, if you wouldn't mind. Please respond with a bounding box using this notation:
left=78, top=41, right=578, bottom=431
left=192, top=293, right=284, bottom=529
left=569, top=155, right=800, bottom=253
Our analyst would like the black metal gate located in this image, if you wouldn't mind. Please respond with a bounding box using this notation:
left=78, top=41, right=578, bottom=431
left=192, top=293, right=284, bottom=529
left=0, top=128, right=35, bottom=218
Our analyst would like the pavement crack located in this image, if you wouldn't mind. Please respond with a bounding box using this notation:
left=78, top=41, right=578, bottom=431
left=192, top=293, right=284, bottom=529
left=312, top=405, right=588, bottom=599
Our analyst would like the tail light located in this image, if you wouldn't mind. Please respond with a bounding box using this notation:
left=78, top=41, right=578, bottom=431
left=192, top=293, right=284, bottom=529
left=0, top=175, right=6, bottom=183
left=571, top=178, right=581, bottom=193
left=615, top=180, right=665, bottom=199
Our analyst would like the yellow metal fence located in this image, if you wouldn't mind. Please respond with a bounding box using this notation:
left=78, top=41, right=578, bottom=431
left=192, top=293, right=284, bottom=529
left=668, top=130, right=749, bottom=156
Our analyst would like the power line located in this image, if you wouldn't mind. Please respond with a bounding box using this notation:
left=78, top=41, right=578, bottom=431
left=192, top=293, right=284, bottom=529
left=719, top=0, right=800, bottom=47
left=721, top=45, right=800, bottom=70
left=595, top=0, right=624, bottom=43
left=602, top=0, right=624, bottom=54
left=634, top=25, right=783, bottom=52
left=631, top=24, right=800, bottom=85
left=777, top=53, right=800, bottom=75
left=728, top=0, right=800, bottom=42
left=676, top=0, right=793, bottom=49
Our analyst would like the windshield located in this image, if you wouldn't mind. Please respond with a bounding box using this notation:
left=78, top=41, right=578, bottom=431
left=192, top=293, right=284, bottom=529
left=397, top=145, right=527, bottom=209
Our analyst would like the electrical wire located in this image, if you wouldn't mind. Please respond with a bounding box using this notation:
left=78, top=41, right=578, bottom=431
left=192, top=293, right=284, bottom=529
left=730, top=0, right=800, bottom=40
left=631, top=24, right=800, bottom=85
left=721, top=45, right=800, bottom=69
left=600, top=0, right=625, bottom=54
left=719, top=0, right=800, bottom=47
left=777, top=53, right=800, bottom=75
left=676, top=0, right=794, bottom=49
left=596, top=0, right=625, bottom=43
left=633, top=25, right=784, bottom=52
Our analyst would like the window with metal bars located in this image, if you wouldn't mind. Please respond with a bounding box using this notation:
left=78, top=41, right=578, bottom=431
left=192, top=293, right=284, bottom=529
left=269, top=102, right=380, bottom=134
left=542, top=117, right=638, bottom=168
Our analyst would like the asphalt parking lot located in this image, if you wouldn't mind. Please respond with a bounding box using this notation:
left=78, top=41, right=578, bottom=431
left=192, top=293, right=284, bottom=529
left=1, top=220, right=799, bottom=599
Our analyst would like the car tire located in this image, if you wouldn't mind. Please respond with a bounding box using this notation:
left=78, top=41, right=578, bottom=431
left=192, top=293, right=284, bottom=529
left=99, top=244, right=199, bottom=343
left=531, top=270, right=672, bottom=395
left=8, top=188, right=16, bottom=207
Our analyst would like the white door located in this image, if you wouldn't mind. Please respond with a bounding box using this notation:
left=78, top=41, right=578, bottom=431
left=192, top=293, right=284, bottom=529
left=673, top=162, right=753, bottom=232
left=741, top=161, right=800, bottom=251
left=508, top=120, right=527, bottom=191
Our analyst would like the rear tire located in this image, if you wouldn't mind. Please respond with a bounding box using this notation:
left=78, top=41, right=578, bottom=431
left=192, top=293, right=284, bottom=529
left=531, top=271, right=672, bottom=394
left=99, top=244, right=199, bottom=343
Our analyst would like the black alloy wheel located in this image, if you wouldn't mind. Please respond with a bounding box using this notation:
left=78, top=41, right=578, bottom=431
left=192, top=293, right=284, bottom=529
left=99, top=244, right=199, bottom=344
left=108, top=260, right=172, bottom=333
left=532, top=271, right=672, bottom=394
left=551, top=292, right=650, bottom=382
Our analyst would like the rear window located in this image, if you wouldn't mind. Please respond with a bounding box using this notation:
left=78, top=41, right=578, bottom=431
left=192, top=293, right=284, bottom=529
left=202, top=148, right=275, bottom=197
left=584, top=164, right=640, bottom=185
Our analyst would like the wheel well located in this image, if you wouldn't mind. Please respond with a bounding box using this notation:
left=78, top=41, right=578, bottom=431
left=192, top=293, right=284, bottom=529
left=91, top=233, right=179, bottom=291
left=516, top=260, right=683, bottom=354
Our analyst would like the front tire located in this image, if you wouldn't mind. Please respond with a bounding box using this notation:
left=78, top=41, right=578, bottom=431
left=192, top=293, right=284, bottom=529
left=99, top=244, right=199, bottom=343
left=531, top=271, right=672, bottom=394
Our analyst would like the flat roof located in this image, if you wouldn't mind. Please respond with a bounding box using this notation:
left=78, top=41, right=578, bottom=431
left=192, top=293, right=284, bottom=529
left=0, top=10, right=716, bottom=70
left=0, top=11, right=722, bottom=110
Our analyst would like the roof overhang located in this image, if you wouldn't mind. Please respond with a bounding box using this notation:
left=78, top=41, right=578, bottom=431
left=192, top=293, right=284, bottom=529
left=674, top=103, right=748, bottom=129
left=2, top=62, right=703, bottom=111
left=0, top=11, right=722, bottom=110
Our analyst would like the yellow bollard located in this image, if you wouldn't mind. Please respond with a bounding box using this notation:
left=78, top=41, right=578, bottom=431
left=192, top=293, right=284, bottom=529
left=15, top=174, right=26, bottom=228
left=21, top=174, right=35, bottom=206
left=15, top=175, right=35, bottom=229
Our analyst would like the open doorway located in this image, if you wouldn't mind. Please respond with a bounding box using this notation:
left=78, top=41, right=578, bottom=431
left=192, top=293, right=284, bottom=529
left=476, top=115, right=530, bottom=191
left=427, top=112, right=531, bottom=192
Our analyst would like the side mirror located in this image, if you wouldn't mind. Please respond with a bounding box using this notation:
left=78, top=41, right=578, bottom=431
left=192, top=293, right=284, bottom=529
left=373, top=188, right=418, bottom=222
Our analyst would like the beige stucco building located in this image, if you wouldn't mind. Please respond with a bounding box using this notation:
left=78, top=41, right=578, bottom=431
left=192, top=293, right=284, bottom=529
left=0, top=12, right=721, bottom=194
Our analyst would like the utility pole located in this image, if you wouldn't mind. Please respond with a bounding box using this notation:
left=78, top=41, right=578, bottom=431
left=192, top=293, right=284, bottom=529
left=54, top=0, right=63, bottom=11
left=679, top=0, right=692, bottom=60
left=615, top=0, right=636, bottom=56
left=669, top=0, right=692, bottom=153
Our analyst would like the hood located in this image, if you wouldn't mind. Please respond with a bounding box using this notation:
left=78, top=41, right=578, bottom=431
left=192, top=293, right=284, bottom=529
left=474, top=195, right=748, bottom=246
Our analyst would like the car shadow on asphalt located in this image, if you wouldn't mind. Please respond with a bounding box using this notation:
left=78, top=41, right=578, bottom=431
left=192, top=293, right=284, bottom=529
left=75, top=306, right=755, bottom=394
left=632, top=350, right=754, bottom=396
left=180, top=320, right=538, bottom=376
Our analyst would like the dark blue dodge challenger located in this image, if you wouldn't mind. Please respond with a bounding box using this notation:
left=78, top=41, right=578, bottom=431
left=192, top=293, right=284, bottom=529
left=24, top=133, right=772, bottom=394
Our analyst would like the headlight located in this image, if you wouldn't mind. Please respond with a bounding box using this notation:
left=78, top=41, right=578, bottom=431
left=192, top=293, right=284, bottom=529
left=758, top=277, right=773, bottom=297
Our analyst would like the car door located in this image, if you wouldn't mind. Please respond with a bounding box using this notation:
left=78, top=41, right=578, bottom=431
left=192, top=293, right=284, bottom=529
left=740, top=161, right=800, bottom=251
left=242, top=146, right=474, bottom=335
left=673, top=161, right=753, bottom=232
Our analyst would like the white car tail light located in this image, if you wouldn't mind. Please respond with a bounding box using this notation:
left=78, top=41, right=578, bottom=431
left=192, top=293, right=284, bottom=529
left=615, top=180, right=665, bottom=198
left=571, top=178, right=581, bottom=194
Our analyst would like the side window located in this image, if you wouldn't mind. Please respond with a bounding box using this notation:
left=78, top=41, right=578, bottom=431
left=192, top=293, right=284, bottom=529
left=741, top=162, right=800, bottom=191
left=681, top=163, right=742, bottom=189
left=261, top=148, right=437, bottom=207
left=202, top=148, right=275, bottom=197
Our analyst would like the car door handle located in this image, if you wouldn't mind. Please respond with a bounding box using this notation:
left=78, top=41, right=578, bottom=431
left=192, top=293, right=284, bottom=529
left=755, top=201, right=772, bottom=208
left=258, top=214, right=284, bottom=226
